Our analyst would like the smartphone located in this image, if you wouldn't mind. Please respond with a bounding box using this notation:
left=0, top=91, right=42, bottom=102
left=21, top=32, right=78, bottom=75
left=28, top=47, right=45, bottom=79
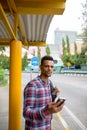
left=55, top=96, right=66, bottom=106
left=55, top=95, right=60, bottom=102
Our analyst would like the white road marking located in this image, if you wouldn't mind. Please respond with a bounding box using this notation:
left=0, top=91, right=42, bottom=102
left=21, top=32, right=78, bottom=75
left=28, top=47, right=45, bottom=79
left=64, top=105, right=87, bottom=130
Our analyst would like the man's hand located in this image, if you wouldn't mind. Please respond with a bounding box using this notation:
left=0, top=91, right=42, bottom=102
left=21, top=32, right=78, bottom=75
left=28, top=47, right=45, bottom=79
left=46, top=99, right=64, bottom=114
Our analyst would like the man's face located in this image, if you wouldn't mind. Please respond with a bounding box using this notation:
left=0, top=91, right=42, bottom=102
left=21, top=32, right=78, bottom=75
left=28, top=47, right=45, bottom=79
left=40, top=60, right=54, bottom=77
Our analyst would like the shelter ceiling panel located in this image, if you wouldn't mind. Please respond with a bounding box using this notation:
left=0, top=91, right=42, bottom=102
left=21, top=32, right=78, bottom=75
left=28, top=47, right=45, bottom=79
left=0, top=0, right=66, bottom=46
left=20, top=14, right=53, bottom=42
left=0, top=14, right=14, bottom=39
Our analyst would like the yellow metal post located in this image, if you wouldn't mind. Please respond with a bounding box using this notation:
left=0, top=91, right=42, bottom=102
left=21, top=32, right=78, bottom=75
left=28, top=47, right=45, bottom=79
left=9, top=40, right=22, bottom=130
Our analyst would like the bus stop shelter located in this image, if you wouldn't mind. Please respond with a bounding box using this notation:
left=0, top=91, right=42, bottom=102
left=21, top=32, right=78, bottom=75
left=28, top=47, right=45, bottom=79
left=0, top=0, right=66, bottom=130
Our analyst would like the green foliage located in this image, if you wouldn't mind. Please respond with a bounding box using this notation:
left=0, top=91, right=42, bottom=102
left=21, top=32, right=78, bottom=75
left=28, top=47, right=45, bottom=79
left=66, top=35, right=70, bottom=54
left=81, top=44, right=87, bottom=54
left=70, top=54, right=84, bottom=66
left=22, top=52, right=29, bottom=70
left=82, top=29, right=87, bottom=43
left=46, top=45, right=50, bottom=56
left=0, top=47, right=9, bottom=69
left=61, top=36, right=87, bottom=67
left=62, top=54, right=70, bottom=66
left=0, top=67, right=8, bottom=87
left=81, top=0, right=87, bottom=43
left=37, top=47, right=41, bottom=64
left=0, top=54, right=10, bottom=69
left=0, top=67, right=5, bottom=80
left=0, top=46, right=5, bottom=53
left=62, top=38, right=66, bottom=54
left=74, top=42, right=77, bottom=54
left=61, top=36, right=71, bottom=66
left=80, top=45, right=87, bottom=64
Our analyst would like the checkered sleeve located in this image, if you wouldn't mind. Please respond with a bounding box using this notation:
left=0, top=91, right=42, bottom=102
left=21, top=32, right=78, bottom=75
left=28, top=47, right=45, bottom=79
left=23, top=81, right=51, bottom=122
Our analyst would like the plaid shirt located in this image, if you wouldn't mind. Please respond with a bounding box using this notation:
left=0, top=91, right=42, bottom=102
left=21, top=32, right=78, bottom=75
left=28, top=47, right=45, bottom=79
left=23, top=76, right=52, bottom=130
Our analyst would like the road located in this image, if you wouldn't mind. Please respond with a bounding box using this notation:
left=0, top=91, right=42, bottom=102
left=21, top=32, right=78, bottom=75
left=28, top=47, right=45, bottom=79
left=50, top=73, right=87, bottom=130
left=22, top=72, right=87, bottom=130
left=0, top=72, right=87, bottom=130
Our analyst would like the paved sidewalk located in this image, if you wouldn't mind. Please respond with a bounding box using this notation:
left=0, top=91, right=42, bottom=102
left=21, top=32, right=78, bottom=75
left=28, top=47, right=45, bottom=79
left=0, top=86, right=64, bottom=130
left=0, top=73, right=65, bottom=130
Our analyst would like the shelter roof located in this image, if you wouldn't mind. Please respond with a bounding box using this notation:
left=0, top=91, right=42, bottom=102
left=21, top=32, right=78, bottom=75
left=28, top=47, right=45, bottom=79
left=0, top=0, right=66, bottom=47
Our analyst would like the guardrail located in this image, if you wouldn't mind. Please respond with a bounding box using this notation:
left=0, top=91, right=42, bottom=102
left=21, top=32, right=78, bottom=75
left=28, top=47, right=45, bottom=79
left=61, top=70, right=87, bottom=74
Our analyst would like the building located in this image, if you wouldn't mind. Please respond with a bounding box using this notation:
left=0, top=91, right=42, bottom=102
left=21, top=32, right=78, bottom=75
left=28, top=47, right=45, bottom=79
left=26, top=30, right=83, bottom=67
left=48, top=29, right=84, bottom=65
left=54, top=28, right=77, bottom=45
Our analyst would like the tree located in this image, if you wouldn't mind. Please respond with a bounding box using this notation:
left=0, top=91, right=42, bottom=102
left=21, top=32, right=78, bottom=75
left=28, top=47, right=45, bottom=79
left=66, top=35, right=70, bottom=55
left=37, top=47, right=41, bottom=64
left=22, top=52, right=29, bottom=70
left=61, top=33, right=87, bottom=67
left=74, top=42, right=78, bottom=54
left=70, top=42, right=82, bottom=67
left=0, top=46, right=5, bottom=53
left=81, top=0, right=87, bottom=43
left=61, top=38, right=69, bottom=66
left=0, top=47, right=8, bottom=86
left=0, top=47, right=10, bottom=69
left=0, top=54, right=10, bottom=69
left=61, top=36, right=71, bottom=66
left=62, top=38, right=66, bottom=54
left=80, top=46, right=87, bottom=64
left=81, top=0, right=87, bottom=64
left=46, top=45, right=50, bottom=56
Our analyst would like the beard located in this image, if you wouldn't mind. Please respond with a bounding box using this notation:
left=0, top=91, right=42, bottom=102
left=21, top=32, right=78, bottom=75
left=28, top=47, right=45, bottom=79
left=44, top=72, right=52, bottom=77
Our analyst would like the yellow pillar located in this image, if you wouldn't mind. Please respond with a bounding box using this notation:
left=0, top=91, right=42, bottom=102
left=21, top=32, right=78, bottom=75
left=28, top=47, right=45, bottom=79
left=9, top=40, right=22, bottom=130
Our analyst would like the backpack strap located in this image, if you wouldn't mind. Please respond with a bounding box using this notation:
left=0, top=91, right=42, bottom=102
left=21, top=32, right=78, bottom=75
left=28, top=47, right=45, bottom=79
left=49, top=80, right=57, bottom=101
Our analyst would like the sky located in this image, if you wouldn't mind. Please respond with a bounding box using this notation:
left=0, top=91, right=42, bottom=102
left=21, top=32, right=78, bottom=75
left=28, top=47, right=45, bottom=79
left=46, top=0, right=85, bottom=44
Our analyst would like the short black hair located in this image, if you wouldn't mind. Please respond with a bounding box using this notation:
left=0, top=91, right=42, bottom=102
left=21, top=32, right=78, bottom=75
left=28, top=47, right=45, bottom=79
left=41, top=55, right=54, bottom=65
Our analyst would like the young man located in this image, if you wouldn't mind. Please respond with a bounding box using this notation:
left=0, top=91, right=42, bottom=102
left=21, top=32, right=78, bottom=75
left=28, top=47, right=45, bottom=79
left=23, top=55, right=64, bottom=130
